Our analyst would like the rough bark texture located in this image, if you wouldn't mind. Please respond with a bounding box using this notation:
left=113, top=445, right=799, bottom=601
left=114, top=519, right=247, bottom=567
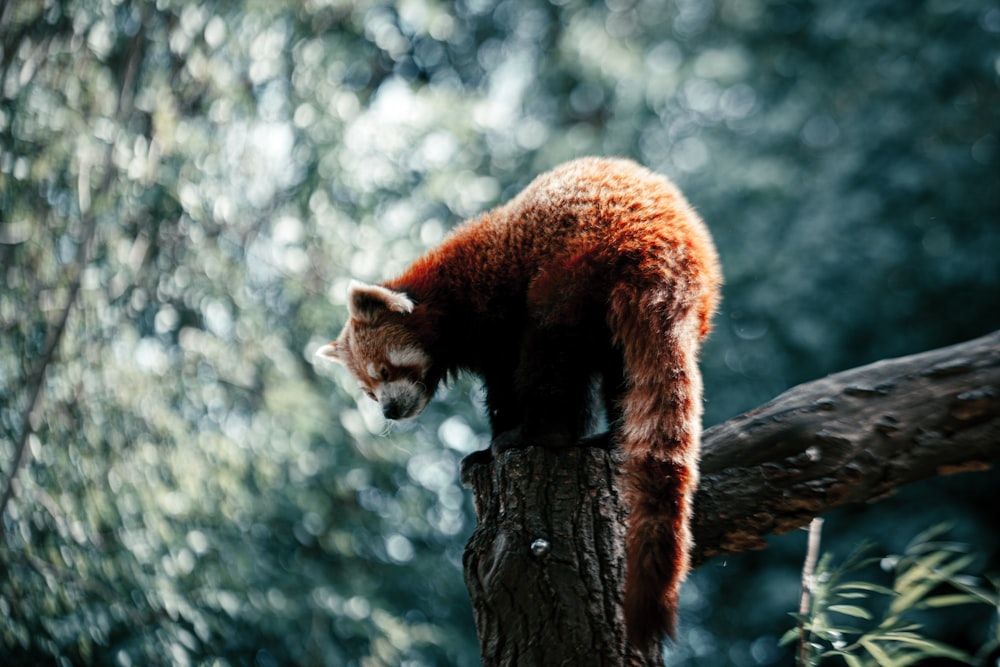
left=461, top=445, right=664, bottom=667
left=693, top=328, right=1000, bottom=564
left=461, top=330, right=1000, bottom=666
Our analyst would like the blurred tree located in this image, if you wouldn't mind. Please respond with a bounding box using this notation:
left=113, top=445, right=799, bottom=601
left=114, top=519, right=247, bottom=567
left=1, top=0, right=997, bottom=665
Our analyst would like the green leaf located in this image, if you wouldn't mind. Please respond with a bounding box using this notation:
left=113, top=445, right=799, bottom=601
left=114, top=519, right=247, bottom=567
left=946, top=577, right=1000, bottom=606
left=829, top=604, right=874, bottom=620
left=874, top=615, right=918, bottom=633
left=892, top=550, right=950, bottom=593
left=891, top=552, right=976, bottom=614
left=822, top=652, right=868, bottom=667
left=916, top=593, right=983, bottom=609
left=903, top=523, right=953, bottom=552
left=886, top=636, right=975, bottom=663
left=779, top=626, right=802, bottom=647
left=841, top=654, right=866, bottom=667
left=876, top=631, right=930, bottom=642
left=835, top=592, right=870, bottom=600
left=889, top=651, right=935, bottom=667
left=860, top=637, right=897, bottom=666
left=835, top=582, right=897, bottom=596
left=788, top=611, right=811, bottom=623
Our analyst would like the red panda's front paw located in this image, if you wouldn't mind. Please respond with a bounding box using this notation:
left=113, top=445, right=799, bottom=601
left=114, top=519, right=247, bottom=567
left=491, top=427, right=574, bottom=452
left=459, top=448, right=493, bottom=484
left=490, top=427, right=524, bottom=453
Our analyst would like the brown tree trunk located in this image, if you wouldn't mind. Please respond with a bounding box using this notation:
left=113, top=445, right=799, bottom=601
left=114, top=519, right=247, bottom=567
left=461, top=445, right=664, bottom=667
left=461, top=329, right=1000, bottom=666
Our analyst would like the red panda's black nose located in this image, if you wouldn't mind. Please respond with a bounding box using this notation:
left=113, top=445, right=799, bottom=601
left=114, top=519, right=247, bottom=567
left=382, top=403, right=403, bottom=420
left=382, top=395, right=424, bottom=420
left=380, top=387, right=425, bottom=420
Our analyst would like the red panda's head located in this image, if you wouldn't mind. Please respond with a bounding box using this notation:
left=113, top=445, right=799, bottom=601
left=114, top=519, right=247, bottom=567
left=317, top=281, right=433, bottom=420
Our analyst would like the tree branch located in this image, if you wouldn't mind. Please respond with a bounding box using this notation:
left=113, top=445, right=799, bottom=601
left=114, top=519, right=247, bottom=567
left=692, top=328, right=1000, bottom=564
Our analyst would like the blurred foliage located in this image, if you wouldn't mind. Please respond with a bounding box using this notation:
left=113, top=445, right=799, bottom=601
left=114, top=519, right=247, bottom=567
left=1, top=0, right=997, bottom=665
left=782, top=524, right=999, bottom=666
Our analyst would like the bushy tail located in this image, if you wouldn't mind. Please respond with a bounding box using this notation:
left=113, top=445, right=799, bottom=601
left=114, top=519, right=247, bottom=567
left=622, top=445, right=698, bottom=649
left=611, top=285, right=706, bottom=651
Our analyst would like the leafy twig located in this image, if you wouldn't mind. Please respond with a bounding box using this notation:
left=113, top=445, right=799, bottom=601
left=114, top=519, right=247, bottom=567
left=784, top=523, right=995, bottom=666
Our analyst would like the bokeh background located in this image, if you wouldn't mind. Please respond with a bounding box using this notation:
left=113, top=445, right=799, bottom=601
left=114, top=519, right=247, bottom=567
left=1, top=0, right=998, bottom=665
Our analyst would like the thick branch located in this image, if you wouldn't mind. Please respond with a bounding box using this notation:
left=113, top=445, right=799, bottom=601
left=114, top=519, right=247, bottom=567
left=692, top=328, right=1000, bottom=564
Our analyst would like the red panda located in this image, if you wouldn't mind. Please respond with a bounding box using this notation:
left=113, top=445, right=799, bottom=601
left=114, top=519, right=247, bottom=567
left=318, top=157, right=722, bottom=649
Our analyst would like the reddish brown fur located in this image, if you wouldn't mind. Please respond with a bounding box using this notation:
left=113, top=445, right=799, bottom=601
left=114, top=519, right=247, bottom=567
left=325, top=157, right=721, bottom=649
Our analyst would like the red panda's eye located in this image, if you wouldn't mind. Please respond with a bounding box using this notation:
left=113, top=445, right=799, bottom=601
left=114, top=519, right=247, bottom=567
left=379, top=366, right=390, bottom=381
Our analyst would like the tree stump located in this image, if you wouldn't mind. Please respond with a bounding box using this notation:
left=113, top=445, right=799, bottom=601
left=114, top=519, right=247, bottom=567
left=461, top=443, right=664, bottom=667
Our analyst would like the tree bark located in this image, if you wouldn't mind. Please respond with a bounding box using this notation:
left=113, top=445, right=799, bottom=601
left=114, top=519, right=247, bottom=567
left=461, top=444, right=663, bottom=666
left=693, top=328, right=1000, bottom=564
left=461, top=329, right=1000, bottom=666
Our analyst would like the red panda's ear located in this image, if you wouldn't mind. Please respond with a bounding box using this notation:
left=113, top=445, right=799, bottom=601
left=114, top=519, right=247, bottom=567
left=315, top=341, right=344, bottom=364
left=347, top=280, right=415, bottom=321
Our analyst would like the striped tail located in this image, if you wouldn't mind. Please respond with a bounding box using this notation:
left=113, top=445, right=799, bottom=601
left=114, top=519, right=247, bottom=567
left=611, top=285, right=706, bottom=650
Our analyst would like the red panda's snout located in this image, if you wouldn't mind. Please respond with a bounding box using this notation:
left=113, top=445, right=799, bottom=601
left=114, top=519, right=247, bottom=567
left=378, top=379, right=430, bottom=420
left=374, top=345, right=434, bottom=420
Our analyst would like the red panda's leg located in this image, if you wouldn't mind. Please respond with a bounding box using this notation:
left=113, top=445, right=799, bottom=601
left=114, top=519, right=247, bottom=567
left=482, top=366, right=520, bottom=437
left=600, top=347, right=627, bottom=429
left=490, top=321, right=597, bottom=452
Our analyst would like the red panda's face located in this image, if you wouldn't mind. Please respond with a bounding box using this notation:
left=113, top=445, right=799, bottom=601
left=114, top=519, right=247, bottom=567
left=317, top=281, right=433, bottom=421
left=343, top=320, right=432, bottom=420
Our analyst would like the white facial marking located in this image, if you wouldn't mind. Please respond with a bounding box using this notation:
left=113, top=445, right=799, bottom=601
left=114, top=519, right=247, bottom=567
left=387, top=346, right=430, bottom=369
left=367, top=362, right=380, bottom=380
